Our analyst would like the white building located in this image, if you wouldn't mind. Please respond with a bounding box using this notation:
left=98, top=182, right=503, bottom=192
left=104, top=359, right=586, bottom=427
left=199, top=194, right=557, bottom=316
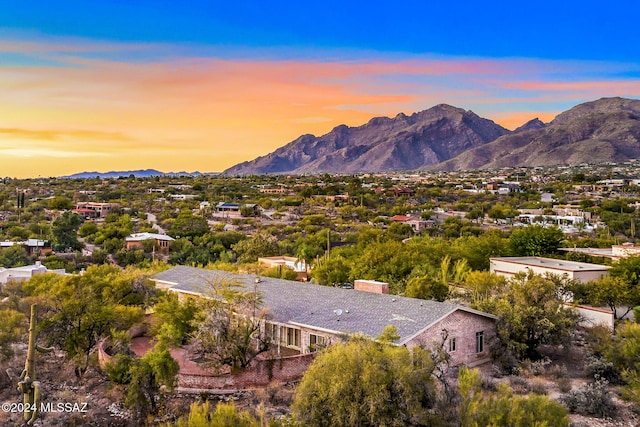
left=0, top=261, right=66, bottom=284
left=489, top=257, right=610, bottom=283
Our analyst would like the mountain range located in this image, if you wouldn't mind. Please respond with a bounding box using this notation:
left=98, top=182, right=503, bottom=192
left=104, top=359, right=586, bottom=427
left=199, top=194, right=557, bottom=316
left=62, top=169, right=210, bottom=179
left=223, top=97, right=640, bottom=174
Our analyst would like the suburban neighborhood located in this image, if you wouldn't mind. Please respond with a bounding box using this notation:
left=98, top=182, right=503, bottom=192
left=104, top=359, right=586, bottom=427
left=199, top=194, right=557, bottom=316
left=2, top=163, right=640, bottom=425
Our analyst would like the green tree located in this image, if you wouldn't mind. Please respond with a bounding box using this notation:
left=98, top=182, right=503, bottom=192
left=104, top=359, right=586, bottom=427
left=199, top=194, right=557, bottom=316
left=92, top=214, right=134, bottom=254
left=48, top=196, right=74, bottom=210
left=125, top=343, right=179, bottom=425
left=0, top=308, right=26, bottom=360
left=311, top=255, right=351, bottom=286
left=260, top=265, right=298, bottom=281
left=292, top=338, right=439, bottom=427
left=349, top=240, right=423, bottom=291
left=52, top=211, right=83, bottom=251
left=456, top=230, right=509, bottom=271
left=458, top=367, right=569, bottom=427
left=387, top=222, right=414, bottom=240
left=78, top=221, right=99, bottom=239
left=579, top=276, right=640, bottom=319
left=165, top=401, right=262, bottom=427
left=487, top=203, right=519, bottom=222
left=168, top=211, right=210, bottom=239
left=24, top=265, right=148, bottom=374
left=0, top=245, right=31, bottom=268
left=232, top=233, right=279, bottom=264
left=610, top=255, right=640, bottom=287
left=6, top=225, right=30, bottom=240
left=465, top=208, right=484, bottom=223
left=604, top=322, right=640, bottom=406
left=442, top=216, right=464, bottom=238
left=405, top=275, right=449, bottom=301
left=463, top=271, right=508, bottom=304
left=151, top=291, right=200, bottom=346
left=509, top=225, right=563, bottom=256
left=239, top=204, right=258, bottom=217
left=374, top=325, right=401, bottom=345
left=474, top=274, right=578, bottom=360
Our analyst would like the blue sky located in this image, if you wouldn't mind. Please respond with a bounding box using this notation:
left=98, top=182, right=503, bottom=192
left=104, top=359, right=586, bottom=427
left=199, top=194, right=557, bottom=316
left=3, top=1, right=638, bottom=61
left=1, top=1, right=639, bottom=177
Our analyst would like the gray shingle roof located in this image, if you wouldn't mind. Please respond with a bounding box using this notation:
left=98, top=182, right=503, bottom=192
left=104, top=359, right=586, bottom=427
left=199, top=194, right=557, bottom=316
left=153, top=266, right=495, bottom=345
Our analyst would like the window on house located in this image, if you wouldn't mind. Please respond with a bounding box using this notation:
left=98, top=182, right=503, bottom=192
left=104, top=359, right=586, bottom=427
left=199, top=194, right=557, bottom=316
left=309, top=334, right=326, bottom=352
left=290, top=328, right=301, bottom=348
left=448, top=337, right=456, bottom=352
left=476, top=331, right=484, bottom=353
left=280, top=326, right=301, bottom=348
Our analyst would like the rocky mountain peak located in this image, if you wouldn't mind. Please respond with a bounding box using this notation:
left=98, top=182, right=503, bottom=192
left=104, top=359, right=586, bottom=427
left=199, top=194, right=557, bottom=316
left=223, top=97, right=640, bottom=175
left=223, top=103, right=509, bottom=175
left=514, top=118, right=547, bottom=133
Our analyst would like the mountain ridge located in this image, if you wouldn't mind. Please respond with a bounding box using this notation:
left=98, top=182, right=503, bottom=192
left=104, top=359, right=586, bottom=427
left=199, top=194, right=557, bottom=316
left=61, top=169, right=214, bottom=179
left=435, top=97, right=640, bottom=171
left=224, top=104, right=510, bottom=174
left=224, top=97, right=640, bottom=174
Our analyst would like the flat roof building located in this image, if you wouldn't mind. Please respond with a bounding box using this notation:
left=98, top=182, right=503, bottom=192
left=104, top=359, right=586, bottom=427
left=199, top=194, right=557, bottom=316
left=490, top=256, right=610, bottom=283
left=0, top=261, right=66, bottom=284
left=125, top=232, right=174, bottom=254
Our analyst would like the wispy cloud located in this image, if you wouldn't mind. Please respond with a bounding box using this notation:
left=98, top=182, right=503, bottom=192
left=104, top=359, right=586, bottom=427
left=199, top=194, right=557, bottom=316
left=0, top=128, right=133, bottom=142
left=0, top=147, right=109, bottom=158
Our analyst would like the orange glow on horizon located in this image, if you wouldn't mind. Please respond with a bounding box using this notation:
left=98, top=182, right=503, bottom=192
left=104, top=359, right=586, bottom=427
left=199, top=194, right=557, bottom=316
left=490, top=111, right=558, bottom=131
left=2, top=39, right=639, bottom=178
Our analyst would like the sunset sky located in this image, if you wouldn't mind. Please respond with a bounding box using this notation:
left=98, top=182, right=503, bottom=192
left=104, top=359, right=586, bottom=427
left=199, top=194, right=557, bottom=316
left=1, top=1, right=639, bottom=178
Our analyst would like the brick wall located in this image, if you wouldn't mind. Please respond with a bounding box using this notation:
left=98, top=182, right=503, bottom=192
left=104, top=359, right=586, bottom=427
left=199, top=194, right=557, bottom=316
left=98, top=340, right=315, bottom=392
left=408, top=310, right=496, bottom=367
left=354, top=279, right=389, bottom=294
left=177, top=353, right=315, bottom=390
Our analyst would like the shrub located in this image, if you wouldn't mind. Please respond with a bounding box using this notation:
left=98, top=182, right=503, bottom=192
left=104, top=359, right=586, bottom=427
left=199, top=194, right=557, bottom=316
left=585, top=356, right=622, bottom=385
left=556, top=377, right=572, bottom=393
left=529, top=357, right=551, bottom=376
left=528, top=379, right=548, bottom=395
left=104, top=354, right=135, bottom=384
left=481, top=377, right=498, bottom=392
left=584, top=325, right=613, bottom=358
left=562, top=378, right=616, bottom=418
left=509, top=376, right=530, bottom=395
left=548, top=364, right=568, bottom=379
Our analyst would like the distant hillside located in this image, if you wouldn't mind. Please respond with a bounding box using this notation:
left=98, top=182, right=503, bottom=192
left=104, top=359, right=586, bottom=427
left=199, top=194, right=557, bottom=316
left=436, top=97, right=640, bottom=170
left=223, top=104, right=510, bottom=175
left=223, top=97, right=640, bottom=174
left=62, top=169, right=211, bottom=179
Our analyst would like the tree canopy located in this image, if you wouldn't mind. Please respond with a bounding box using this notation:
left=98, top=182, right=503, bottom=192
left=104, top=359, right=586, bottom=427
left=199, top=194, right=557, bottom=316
left=292, top=338, right=439, bottom=426
left=473, top=273, right=578, bottom=361
left=23, top=265, right=152, bottom=374
left=509, top=225, right=563, bottom=257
